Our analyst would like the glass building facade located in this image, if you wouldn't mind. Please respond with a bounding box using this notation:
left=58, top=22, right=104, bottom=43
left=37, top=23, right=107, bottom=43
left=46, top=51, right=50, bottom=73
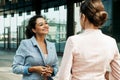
left=0, top=0, right=119, bottom=53
left=0, top=0, right=67, bottom=54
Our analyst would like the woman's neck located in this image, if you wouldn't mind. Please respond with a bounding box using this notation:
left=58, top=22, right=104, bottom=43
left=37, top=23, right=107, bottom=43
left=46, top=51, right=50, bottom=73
left=84, top=21, right=98, bottom=30
left=35, top=35, right=45, bottom=43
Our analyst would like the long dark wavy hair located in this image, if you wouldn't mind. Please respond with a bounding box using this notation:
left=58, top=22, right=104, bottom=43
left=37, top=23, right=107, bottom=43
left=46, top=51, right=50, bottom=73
left=25, top=15, right=45, bottom=39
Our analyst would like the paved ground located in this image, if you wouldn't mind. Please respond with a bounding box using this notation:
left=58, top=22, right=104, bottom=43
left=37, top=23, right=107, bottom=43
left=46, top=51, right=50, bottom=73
left=0, top=50, right=62, bottom=80
left=0, top=50, right=21, bottom=80
left=0, top=67, right=22, bottom=80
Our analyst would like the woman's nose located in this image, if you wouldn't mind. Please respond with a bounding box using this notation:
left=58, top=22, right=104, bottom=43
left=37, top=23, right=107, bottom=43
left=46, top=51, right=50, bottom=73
left=45, top=24, right=49, bottom=28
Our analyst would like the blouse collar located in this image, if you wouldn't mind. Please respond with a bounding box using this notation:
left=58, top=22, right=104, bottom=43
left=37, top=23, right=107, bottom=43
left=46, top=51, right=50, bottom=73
left=83, top=29, right=102, bottom=34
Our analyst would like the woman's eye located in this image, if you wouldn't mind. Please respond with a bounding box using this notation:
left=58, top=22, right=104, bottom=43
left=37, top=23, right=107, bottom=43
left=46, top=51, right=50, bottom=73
left=45, top=22, right=48, bottom=24
left=39, top=23, right=43, bottom=26
left=38, top=22, right=48, bottom=26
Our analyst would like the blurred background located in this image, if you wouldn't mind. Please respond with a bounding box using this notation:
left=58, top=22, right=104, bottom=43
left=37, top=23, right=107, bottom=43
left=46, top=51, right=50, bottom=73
left=0, top=0, right=120, bottom=79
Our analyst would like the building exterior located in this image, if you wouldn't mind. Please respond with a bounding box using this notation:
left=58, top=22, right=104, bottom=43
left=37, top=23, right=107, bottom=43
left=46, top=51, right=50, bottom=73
left=0, top=0, right=119, bottom=53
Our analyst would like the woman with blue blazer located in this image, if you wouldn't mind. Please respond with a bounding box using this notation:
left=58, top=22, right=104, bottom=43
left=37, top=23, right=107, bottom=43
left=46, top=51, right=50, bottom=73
left=12, top=15, right=58, bottom=80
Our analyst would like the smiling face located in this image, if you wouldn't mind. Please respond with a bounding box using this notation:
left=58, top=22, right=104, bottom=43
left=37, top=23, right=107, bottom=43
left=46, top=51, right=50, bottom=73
left=32, top=18, right=49, bottom=36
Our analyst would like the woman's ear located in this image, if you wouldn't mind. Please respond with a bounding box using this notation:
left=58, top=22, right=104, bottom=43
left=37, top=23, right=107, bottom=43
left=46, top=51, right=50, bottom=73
left=80, top=14, right=86, bottom=29
left=32, top=28, right=36, bottom=33
left=82, top=14, right=86, bottom=22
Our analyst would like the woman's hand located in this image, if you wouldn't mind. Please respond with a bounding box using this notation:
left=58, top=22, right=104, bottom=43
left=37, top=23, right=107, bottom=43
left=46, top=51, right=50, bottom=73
left=28, top=65, right=53, bottom=77
left=41, top=65, right=53, bottom=77
left=105, top=71, right=109, bottom=80
left=28, top=66, right=46, bottom=75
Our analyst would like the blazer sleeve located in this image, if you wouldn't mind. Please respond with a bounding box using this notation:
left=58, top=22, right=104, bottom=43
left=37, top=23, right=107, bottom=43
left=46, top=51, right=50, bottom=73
left=52, top=43, right=59, bottom=77
left=58, top=37, right=73, bottom=80
left=12, top=40, right=31, bottom=75
left=109, top=41, right=120, bottom=80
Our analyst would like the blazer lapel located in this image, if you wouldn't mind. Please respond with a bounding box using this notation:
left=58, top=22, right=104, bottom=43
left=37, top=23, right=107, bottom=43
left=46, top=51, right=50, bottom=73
left=30, top=36, right=46, bottom=65
left=45, top=40, right=53, bottom=64
left=37, top=44, right=47, bottom=65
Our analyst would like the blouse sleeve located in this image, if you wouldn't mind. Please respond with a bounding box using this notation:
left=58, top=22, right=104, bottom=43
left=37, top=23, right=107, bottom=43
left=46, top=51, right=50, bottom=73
left=109, top=42, right=120, bottom=80
left=58, top=37, right=73, bottom=80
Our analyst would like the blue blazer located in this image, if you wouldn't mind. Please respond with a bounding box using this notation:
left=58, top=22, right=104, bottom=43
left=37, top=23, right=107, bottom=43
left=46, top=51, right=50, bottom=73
left=12, top=36, right=58, bottom=80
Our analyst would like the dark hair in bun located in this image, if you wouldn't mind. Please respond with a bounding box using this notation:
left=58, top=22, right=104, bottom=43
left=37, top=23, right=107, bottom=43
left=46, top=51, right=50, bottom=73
left=80, top=0, right=108, bottom=27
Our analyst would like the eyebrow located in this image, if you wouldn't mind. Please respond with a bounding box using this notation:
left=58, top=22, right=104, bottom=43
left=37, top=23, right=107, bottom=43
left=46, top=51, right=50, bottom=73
left=36, top=21, right=47, bottom=24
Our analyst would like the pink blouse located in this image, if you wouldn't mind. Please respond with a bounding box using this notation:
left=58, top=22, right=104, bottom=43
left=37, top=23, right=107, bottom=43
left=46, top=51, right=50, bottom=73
left=58, top=29, right=120, bottom=80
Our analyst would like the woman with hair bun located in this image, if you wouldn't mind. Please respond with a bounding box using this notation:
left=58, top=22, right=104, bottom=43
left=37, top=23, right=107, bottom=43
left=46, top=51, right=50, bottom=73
left=58, top=0, right=120, bottom=80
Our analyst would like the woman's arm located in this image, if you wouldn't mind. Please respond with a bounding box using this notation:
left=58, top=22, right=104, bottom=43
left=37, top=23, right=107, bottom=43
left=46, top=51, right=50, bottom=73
left=109, top=55, right=120, bottom=79
left=58, top=37, right=73, bottom=80
left=12, top=40, right=31, bottom=75
left=28, top=66, right=48, bottom=75
left=51, top=54, right=59, bottom=77
left=105, top=71, right=109, bottom=80
left=109, top=41, right=120, bottom=80
left=50, top=43, right=59, bottom=77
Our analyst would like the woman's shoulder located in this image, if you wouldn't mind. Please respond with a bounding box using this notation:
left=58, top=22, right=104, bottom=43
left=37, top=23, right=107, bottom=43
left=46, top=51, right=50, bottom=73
left=102, top=34, right=116, bottom=42
left=20, top=39, right=31, bottom=43
left=70, top=35, right=80, bottom=38
left=19, top=39, right=32, bottom=47
left=46, top=40, right=55, bottom=44
left=67, top=35, right=81, bottom=42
